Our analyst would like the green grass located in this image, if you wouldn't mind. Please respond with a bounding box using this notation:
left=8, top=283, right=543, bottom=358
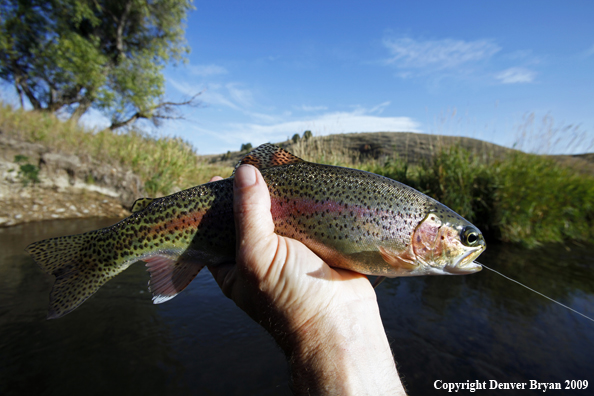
left=0, top=103, right=233, bottom=195
left=494, top=152, right=594, bottom=246
left=2, top=103, right=593, bottom=246
left=361, top=147, right=496, bottom=237
left=361, top=146, right=594, bottom=247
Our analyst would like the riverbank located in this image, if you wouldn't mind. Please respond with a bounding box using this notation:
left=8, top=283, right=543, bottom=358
left=0, top=102, right=226, bottom=227
left=1, top=104, right=593, bottom=246
left=0, top=188, right=128, bottom=227
left=0, top=134, right=140, bottom=226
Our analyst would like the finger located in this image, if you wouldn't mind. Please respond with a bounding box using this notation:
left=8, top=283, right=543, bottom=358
left=209, top=176, right=223, bottom=182
left=233, top=164, right=276, bottom=270
left=207, top=262, right=236, bottom=298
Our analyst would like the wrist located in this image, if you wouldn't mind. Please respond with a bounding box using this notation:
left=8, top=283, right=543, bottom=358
left=284, top=297, right=406, bottom=395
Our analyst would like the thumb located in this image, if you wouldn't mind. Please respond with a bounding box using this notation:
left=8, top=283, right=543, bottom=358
left=233, top=164, right=277, bottom=271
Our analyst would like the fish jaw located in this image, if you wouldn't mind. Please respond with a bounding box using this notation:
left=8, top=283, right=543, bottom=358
left=404, top=211, right=486, bottom=276
left=446, top=244, right=485, bottom=274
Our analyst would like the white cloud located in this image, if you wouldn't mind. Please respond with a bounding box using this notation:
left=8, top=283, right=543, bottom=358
left=383, top=37, right=501, bottom=70
left=188, top=64, right=228, bottom=76
left=78, top=108, right=111, bottom=130
left=495, top=67, right=536, bottom=84
left=169, top=78, right=285, bottom=125
left=237, top=111, right=418, bottom=139
left=368, top=101, right=390, bottom=114
left=170, top=79, right=253, bottom=111
left=226, top=83, right=254, bottom=108
left=168, top=71, right=419, bottom=154
left=299, top=105, right=329, bottom=112
left=203, top=89, right=242, bottom=111
left=188, top=104, right=421, bottom=153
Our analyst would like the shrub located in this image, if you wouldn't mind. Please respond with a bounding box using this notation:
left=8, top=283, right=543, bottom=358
left=14, top=155, right=41, bottom=186
left=240, top=143, right=253, bottom=152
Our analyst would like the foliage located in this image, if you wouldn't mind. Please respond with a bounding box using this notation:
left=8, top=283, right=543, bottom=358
left=240, top=142, right=253, bottom=152
left=303, top=130, right=312, bottom=140
left=13, top=154, right=40, bottom=186
left=413, top=146, right=497, bottom=236
left=0, top=0, right=196, bottom=129
left=362, top=157, right=415, bottom=191
left=292, top=133, right=300, bottom=143
left=494, top=153, right=594, bottom=246
left=365, top=147, right=594, bottom=247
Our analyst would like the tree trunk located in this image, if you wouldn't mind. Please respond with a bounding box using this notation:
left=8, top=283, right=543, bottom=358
left=17, top=78, right=42, bottom=110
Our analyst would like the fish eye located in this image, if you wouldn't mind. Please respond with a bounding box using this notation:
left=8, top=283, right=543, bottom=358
left=461, top=226, right=481, bottom=247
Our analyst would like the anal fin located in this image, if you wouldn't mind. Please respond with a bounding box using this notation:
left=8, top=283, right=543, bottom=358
left=144, top=253, right=204, bottom=304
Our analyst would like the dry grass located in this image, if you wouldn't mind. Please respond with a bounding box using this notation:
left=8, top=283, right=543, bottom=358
left=0, top=103, right=233, bottom=195
left=2, top=103, right=593, bottom=246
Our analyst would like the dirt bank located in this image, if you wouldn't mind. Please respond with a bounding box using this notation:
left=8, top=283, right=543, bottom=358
left=0, top=134, right=144, bottom=227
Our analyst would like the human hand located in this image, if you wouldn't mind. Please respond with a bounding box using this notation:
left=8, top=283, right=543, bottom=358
left=208, top=165, right=406, bottom=395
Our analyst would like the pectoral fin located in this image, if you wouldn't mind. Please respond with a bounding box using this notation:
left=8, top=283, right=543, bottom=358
left=372, top=276, right=386, bottom=288
left=378, top=246, right=418, bottom=271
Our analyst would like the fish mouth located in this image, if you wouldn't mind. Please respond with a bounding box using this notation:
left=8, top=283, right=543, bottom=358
left=446, top=246, right=485, bottom=274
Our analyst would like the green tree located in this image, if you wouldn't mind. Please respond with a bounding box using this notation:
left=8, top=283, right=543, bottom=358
left=303, top=130, right=312, bottom=140
left=240, top=143, right=253, bottom=152
left=0, top=0, right=197, bottom=129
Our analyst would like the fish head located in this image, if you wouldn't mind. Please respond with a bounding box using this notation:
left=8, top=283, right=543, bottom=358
left=409, top=211, right=485, bottom=275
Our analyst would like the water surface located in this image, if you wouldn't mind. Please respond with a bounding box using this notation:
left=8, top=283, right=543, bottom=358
left=1, top=218, right=592, bottom=395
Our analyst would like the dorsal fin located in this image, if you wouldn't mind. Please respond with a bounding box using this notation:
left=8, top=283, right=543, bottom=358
left=233, top=143, right=304, bottom=175
left=131, top=197, right=156, bottom=213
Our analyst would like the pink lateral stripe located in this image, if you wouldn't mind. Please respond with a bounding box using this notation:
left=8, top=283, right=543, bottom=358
left=147, top=210, right=206, bottom=237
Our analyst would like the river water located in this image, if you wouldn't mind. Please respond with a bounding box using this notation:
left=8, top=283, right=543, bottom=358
left=0, top=218, right=592, bottom=395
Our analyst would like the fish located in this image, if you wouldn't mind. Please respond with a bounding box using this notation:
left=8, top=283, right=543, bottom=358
left=26, top=143, right=486, bottom=319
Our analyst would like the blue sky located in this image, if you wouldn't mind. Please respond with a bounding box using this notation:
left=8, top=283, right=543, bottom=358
left=6, top=1, right=594, bottom=155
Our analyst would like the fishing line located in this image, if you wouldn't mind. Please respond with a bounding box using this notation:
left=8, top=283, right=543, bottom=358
left=477, top=261, right=594, bottom=323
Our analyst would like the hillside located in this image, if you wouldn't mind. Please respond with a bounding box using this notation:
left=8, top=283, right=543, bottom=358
left=203, top=132, right=594, bottom=175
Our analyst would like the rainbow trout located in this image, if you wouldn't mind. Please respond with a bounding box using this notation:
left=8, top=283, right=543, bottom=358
left=27, top=144, right=486, bottom=319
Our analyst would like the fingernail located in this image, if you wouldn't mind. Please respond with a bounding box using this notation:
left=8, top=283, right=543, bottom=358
left=235, top=164, right=257, bottom=188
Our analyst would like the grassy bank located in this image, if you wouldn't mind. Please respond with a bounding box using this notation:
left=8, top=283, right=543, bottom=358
left=2, top=103, right=592, bottom=246
left=0, top=103, right=233, bottom=195
left=362, top=146, right=594, bottom=247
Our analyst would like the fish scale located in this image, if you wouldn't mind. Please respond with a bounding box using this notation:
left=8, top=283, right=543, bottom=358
left=27, top=143, right=485, bottom=318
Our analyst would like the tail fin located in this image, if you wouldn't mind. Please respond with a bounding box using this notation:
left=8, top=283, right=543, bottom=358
left=26, top=231, right=123, bottom=319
